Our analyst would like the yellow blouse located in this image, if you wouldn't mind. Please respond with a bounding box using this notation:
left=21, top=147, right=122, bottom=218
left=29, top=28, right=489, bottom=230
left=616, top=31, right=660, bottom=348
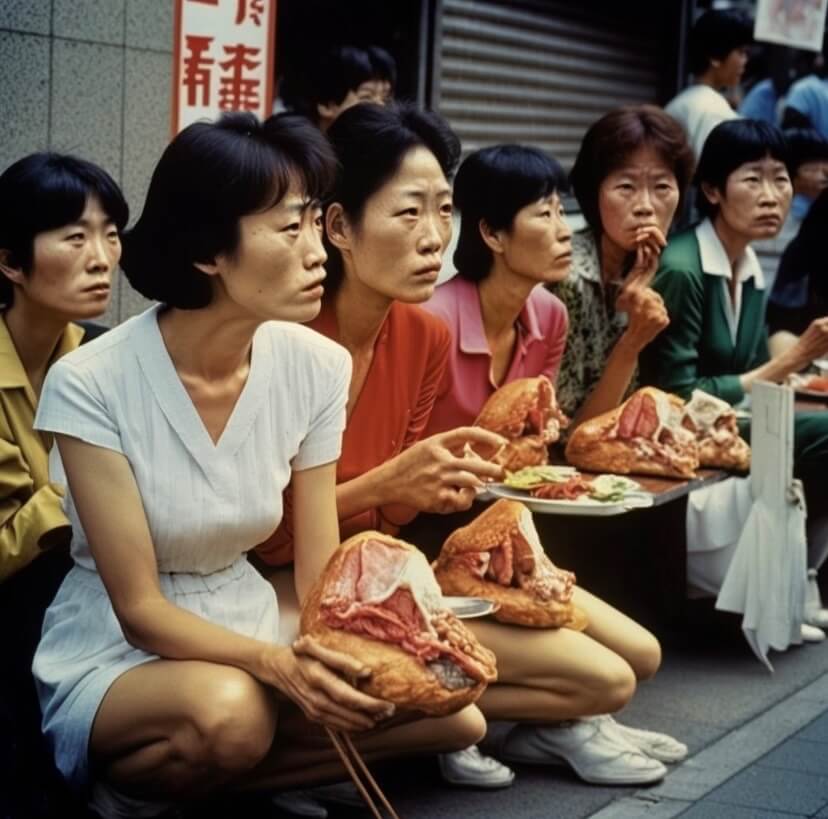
left=0, top=317, right=84, bottom=582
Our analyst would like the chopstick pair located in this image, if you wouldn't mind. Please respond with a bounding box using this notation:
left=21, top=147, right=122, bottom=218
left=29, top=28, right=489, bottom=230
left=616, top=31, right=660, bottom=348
left=325, top=727, right=401, bottom=819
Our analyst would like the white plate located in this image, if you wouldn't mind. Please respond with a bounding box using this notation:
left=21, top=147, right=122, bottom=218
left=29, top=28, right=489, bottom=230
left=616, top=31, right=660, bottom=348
left=485, top=483, right=654, bottom=516
left=443, top=596, right=499, bottom=619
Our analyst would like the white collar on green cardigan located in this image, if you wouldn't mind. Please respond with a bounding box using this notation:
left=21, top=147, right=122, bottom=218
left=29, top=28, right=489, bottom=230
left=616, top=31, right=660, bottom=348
left=695, top=218, right=765, bottom=290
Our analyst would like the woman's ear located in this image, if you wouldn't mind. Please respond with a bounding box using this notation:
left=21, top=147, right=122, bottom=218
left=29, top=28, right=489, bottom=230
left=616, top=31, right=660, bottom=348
left=700, top=182, right=722, bottom=208
left=0, top=250, right=25, bottom=287
left=326, top=203, right=351, bottom=252
left=478, top=218, right=505, bottom=255
left=192, top=257, right=222, bottom=277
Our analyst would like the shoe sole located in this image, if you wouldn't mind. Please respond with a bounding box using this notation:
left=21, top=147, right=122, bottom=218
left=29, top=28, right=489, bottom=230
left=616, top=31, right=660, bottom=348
left=500, top=750, right=666, bottom=786
left=439, top=773, right=516, bottom=790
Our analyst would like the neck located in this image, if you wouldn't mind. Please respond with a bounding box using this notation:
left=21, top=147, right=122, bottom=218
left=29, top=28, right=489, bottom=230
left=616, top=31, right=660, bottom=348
left=158, top=297, right=260, bottom=380
left=4, top=299, right=68, bottom=384
left=599, top=233, right=630, bottom=285
left=696, top=67, right=724, bottom=89
left=333, top=272, right=393, bottom=354
left=711, top=215, right=750, bottom=269
left=477, top=260, right=535, bottom=339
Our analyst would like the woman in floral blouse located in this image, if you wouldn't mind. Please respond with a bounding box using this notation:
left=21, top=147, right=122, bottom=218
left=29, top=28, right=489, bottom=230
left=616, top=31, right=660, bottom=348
left=548, top=105, right=694, bottom=426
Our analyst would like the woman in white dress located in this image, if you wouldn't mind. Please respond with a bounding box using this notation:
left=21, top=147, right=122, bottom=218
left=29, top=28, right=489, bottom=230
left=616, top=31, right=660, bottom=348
left=32, top=112, right=484, bottom=817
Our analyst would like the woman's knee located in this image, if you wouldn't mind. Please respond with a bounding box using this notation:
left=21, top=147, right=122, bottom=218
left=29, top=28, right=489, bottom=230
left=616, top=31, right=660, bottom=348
left=580, top=658, right=637, bottom=716
left=431, top=705, right=486, bottom=752
left=181, top=670, right=276, bottom=774
left=625, top=632, right=662, bottom=682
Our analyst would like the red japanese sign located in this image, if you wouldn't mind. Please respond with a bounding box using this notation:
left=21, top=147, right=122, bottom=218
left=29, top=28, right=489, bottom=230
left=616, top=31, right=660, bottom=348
left=172, top=0, right=277, bottom=134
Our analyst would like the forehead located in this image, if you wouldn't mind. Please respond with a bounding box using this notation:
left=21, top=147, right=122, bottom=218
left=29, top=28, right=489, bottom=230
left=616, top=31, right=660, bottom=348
left=608, top=145, right=675, bottom=175
left=731, top=155, right=788, bottom=173
left=355, top=79, right=391, bottom=96
left=375, top=146, right=449, bottom=196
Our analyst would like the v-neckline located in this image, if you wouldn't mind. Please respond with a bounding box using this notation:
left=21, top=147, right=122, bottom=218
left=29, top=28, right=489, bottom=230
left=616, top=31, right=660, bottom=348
left=135, top=307, right=273, bottom=469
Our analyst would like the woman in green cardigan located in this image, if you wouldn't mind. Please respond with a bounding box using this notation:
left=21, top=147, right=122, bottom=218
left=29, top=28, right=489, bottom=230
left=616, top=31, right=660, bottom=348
left=641, top=119, right=828, bottom=625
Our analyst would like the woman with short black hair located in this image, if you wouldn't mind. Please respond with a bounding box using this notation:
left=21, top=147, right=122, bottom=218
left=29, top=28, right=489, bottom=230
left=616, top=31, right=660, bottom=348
left=548, top=105, right=694, bottom=429
left=31, top=111, right=484, bottom=817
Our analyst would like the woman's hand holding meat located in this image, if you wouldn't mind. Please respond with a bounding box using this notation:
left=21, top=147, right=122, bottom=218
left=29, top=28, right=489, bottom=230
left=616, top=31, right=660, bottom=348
left=382, top=427, right=507, bottom=514
left=257, top=635, right=394, bottom=733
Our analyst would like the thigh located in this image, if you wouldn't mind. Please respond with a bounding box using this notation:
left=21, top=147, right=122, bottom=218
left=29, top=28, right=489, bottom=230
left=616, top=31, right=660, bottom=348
left=467, top=618, right=633, bottom=692
left=90, top=659, right=276, bottom=758
left=267, top=567, right=300, bottom=645
left=572, top=586, right=661, bottom=679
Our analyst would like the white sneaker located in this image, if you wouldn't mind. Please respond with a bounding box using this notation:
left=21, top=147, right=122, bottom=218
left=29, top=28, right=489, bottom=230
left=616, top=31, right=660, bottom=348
left=438, top=745, right=516, bottom=789
left=805, top=570, right=828, bottom=628
left=801, top=622, right=827, bottom=643
left=500, top=720, right=667, bottom=786
left=592, top=715, right=688, bottom=763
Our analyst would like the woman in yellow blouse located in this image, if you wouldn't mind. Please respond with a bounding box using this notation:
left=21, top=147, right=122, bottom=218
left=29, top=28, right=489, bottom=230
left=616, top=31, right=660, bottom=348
left=0, top=152, right=127, bottom=816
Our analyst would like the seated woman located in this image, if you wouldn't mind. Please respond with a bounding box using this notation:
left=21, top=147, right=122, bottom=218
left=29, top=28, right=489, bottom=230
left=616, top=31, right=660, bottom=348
left=547, top=105, right=695, bottom=427
left=640, top=119, right=828, bottom=629
left=258, top=105, right=677, bottom=790
left=0, top=153, right=127, bottom=816
left=421, top=141, right=686, bottom=777
left=766, top=186, right=828, bottom=357
left=31, top=112, right=484, bottom=819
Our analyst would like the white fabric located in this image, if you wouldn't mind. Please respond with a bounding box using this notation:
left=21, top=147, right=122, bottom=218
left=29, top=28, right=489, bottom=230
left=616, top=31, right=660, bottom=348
left=665, top=84, right=739, bottom=160
left=31, top=305, right=351, bottom=785
left=716, top=382, right=807, bottom=670
left=695, top=218, right=765, bottom=344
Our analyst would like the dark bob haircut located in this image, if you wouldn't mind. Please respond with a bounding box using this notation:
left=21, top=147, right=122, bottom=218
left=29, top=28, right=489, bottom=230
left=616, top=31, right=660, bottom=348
left=688, top=9, right=753, bottom=76
left=282, top=44, right=397, bottom=122
left=121, top=111, right=337, bottom=309
left=323, top=101, right=461, bottom=289
left=0, top=153, right=128, bottom=306
left=570, top=105, right=695, bottom=234
left=784, top=128, right=828, bottom=175
left=695, top=119, right=789, bottom=219
left=453, top=145, right=568, bottom=282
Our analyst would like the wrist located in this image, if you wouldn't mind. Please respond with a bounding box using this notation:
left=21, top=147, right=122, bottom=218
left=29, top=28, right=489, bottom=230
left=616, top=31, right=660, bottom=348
left=615, top=331, right=644, bottom=358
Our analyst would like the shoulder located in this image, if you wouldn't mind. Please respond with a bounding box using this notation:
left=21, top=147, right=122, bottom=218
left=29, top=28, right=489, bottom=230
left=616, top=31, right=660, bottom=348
left=422, top=275, right=467, bottom=323
left=527, top=285, right=568, bottom=327
left=390, top=302, right=451, bottom=349
left=660, top=229, right=702, bottom=272
left=259, top=320, right=350, bottom=371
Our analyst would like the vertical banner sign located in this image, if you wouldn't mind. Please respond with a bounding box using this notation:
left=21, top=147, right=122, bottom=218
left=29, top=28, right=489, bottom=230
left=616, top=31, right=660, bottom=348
left=172, top=0, right=277, bottom=135
left=754, top=0, right=828, bottom=52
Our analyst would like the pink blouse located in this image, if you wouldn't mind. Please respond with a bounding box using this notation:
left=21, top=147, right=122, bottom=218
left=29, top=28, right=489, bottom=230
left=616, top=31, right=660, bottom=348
left=422, top=275, right=568, bottom=435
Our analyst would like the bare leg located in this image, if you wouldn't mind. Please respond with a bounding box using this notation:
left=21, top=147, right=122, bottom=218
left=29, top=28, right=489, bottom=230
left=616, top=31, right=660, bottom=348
left=468, top=620, right=636, bottom=722
left=573, top=586, right=662, bottom=680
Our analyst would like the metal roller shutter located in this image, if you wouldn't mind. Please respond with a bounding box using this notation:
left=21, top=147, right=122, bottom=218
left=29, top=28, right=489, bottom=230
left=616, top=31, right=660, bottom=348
left=433, top=0, right=677, bottom=168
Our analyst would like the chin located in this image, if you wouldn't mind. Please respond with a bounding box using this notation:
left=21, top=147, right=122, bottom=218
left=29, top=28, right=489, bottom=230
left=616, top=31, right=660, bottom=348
left=397, top=283, right=437, bottom=304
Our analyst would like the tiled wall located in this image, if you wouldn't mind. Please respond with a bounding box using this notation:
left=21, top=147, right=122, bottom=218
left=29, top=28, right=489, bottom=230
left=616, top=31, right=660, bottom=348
left=0, top=0, right=173, bottom=324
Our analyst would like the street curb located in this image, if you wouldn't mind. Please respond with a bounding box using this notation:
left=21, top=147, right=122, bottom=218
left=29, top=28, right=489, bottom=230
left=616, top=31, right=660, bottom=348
left=588, top=669, right=828, bottom=818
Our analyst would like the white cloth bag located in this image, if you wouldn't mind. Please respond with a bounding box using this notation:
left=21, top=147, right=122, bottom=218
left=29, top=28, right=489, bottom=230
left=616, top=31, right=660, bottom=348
left=715, top=382, right=807, bottom=670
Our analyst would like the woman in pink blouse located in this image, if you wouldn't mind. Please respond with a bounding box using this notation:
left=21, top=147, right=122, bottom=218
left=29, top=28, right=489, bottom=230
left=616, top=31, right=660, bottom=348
left=420, top=145, right=686, bottom=779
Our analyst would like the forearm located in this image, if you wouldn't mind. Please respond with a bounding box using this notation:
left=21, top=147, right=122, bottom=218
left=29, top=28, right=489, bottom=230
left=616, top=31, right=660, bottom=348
left=334, top=461, right=396, bottom=522
left=570, top=337, right=639, bottom=428
left=740, top=347, right=809, bottom=393
left=0, top=484, right=71, bottom=583
left=118, top=592, right=280, bottom=681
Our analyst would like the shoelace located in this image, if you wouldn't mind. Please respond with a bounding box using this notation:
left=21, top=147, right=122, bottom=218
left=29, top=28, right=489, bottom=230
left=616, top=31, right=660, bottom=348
left=325, top=728, right=401, bottom=819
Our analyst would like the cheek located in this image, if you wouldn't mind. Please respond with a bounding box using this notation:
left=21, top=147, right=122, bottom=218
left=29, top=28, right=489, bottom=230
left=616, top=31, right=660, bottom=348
left=598, top=195, right=627, bottom=242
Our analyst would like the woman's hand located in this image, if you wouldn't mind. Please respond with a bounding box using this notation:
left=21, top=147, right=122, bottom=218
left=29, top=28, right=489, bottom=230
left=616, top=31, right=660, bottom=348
left=792, top=316, right=828, bottom=365
left=382, top=427, right=507, bottom=514
left=261, top=636, right=395, bottom=733
left=617, top=224, right=668, bottom=294
left=617, top=287, right=670, bottom=353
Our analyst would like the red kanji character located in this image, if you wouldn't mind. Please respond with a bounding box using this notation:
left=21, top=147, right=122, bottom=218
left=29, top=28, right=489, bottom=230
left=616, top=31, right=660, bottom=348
left=182, top=35, right=214, bottom=107
left=235, top=0, right=265, bottom=26
left=218, top=44, right=261, bottom=111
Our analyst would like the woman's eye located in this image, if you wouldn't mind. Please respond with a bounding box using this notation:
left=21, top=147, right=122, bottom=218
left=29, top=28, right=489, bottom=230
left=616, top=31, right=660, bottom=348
left=539, top=210, right=552, bottom=218
left=398, top=207, right=418, bottom=217
left=66, top=233, right=84, bottom=241
left=440, top=204, right=453, bottom=216
left=283, top=223, right=301, bottom=232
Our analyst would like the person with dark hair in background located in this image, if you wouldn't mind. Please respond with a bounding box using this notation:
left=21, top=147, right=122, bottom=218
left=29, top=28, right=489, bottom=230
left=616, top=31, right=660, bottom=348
left=30, top=112, right=485, bottom=819
left=0, top=152, right=127, bottom=819
left=767, top=186, right=828, bottom=355
left=640, top=119, right=828, bottom=638
left=281, top=44, right=396, bottom=131
left=665, top=8, right=753, bottom=160
left=548, top=105, right=695, bottom=428
left=782, top=47, right=828, bottom=137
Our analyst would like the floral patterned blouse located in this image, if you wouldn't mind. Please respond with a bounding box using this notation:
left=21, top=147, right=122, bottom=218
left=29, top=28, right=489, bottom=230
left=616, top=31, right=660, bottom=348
left=547, top=228, right=634, bottom=418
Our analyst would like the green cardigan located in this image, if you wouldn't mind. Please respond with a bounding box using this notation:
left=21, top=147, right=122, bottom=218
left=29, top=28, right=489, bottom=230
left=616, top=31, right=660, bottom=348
left=640, top=228, right=770, bottom=406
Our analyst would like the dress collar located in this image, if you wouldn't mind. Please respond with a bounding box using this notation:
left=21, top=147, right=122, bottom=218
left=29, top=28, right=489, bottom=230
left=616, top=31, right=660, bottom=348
left=695, top=218, right=765, bottom=290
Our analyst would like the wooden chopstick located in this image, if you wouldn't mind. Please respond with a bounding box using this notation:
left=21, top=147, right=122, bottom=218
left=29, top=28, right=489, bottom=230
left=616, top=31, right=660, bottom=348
left=324, top=727, right=401, bottom=819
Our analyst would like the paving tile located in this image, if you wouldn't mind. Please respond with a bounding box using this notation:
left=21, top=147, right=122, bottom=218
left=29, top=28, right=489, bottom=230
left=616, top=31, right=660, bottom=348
left=680, top=802, right=804, bottom=818
left=758, top=738, right=828, bottom=777
left=816, top=801, right=828, bottom=817
left=0, top=31, right=50, bottom=169
left=126, top=0, right=173, bottom=51
left=799, top=711, right=828, bottom=743
left=706, top=765, right=828, bottom=815
left=53, top=0, right=125, bottom=45
left=0, top=0, right=51, bottom=34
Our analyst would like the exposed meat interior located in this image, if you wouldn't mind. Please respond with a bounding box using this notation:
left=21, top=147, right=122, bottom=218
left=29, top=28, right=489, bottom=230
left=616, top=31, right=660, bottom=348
left=617, top=392, right=659, bottom=440
left=321, top=539, right=491, bottom=685
left=531, top=475, right=592, bottom=500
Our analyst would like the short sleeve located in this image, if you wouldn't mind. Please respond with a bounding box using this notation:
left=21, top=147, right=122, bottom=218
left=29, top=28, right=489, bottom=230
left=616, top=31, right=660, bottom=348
left=34, top=358, right=123, bottom=454
left=292, top=347, right=352, bottom=471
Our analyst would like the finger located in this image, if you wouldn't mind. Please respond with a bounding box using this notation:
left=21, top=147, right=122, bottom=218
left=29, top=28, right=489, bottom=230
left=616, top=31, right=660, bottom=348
left=440, top=426, right=509, bottom=452
left=437, top=487, right=477, bottom=512
left=293, top=636, right=371, bottom=679
left=311, top=665, right=395, bottom=718
left=446, top=454, right=505, bottom=481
